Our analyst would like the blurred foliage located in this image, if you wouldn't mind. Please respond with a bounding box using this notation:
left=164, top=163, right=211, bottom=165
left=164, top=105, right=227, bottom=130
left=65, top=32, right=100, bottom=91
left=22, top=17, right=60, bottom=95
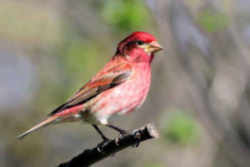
left=162, top=111, right=200, bottom=145
left=63, top=39, right=105, bottom=79
left=101, top=0, right=151, bottom=32
left=0, top=2, right=61, bottom=45
left=197, top=9, right=229, bottom=33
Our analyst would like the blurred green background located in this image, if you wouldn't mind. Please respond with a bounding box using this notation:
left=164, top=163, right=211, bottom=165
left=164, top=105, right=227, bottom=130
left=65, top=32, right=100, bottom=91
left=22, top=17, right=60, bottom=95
left=1, top=0, right=250, bottom=167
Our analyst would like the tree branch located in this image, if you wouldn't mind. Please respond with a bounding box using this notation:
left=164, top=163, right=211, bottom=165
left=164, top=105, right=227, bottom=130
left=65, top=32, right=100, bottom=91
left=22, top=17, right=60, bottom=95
left=58, top=123, right=159, bottom=167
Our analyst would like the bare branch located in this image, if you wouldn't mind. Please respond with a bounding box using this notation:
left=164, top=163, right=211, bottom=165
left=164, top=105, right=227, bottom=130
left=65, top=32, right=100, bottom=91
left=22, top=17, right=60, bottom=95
left=58, top=123, right=159, bottom=167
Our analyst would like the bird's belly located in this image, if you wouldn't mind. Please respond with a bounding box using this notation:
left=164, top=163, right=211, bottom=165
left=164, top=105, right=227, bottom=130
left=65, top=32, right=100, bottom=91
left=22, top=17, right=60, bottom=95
left=90, top=76, right=150, bottom=125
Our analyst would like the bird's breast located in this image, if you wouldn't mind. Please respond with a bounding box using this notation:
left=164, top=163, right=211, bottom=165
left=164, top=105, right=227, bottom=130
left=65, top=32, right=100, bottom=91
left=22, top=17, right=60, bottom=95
left=92, top=63, right=152, bottom=120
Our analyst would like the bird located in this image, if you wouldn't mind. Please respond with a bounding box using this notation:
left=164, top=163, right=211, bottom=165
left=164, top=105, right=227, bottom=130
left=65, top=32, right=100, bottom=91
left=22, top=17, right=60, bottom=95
left=17, top=31, right=162, bottom=141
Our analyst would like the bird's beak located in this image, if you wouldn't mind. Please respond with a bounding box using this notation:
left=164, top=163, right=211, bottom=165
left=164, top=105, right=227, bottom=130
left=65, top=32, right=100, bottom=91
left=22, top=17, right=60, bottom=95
left=148, top=41, right=163, bottom=53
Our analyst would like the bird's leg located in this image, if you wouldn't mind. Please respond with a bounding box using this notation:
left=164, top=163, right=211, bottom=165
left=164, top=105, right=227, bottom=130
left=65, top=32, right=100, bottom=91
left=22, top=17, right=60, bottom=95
left=92, top=124, right=111, bottom=152
left=92, top=124, right=110, bottom=141
left=106, top=124, right=128, bottom=136
left=107, top=124, right=141, bottom=147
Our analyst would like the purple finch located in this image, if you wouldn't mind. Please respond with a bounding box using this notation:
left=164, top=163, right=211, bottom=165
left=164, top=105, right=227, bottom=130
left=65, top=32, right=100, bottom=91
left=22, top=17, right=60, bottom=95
left=18, top=32, right=162, bottom=140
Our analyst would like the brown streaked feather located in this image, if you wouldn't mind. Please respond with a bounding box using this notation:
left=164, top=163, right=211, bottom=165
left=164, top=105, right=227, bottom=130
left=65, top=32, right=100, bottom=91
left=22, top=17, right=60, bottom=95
left=17, top=115, right=59, bottom=139
left=49, top=62, right=132, bottom=116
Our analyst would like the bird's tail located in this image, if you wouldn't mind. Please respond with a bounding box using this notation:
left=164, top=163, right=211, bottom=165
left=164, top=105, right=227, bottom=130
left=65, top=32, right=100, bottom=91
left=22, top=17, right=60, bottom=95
left=17, top=115, right=59, bottom=140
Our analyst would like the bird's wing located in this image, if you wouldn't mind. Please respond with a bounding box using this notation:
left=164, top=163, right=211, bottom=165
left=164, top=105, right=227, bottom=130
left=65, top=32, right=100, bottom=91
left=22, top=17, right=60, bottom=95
left=49, top=63, right=132, bottom=116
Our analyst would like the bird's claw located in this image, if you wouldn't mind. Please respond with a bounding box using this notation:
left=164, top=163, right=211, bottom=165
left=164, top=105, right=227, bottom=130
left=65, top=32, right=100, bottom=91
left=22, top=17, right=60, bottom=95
left=118, top=129, right=129, bottom=137
left=132, top=130, right=141, bottom=148
left=97, top=138, right=111, bottom=153
left=133, top=140, right=140, bottom=148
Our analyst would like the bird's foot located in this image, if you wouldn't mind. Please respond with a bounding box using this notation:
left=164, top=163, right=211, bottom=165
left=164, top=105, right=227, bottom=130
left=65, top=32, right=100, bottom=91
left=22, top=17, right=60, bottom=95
left=132, top=130, right=141, bottom=148
left=107, top=124, right=129, bottom=137
left=118, top=129, right=129, bottom=137
left=97, top=137, right=111, bottom=153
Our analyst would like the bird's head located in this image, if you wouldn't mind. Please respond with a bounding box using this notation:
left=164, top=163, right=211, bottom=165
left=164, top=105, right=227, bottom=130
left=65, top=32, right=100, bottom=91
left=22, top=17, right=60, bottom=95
left=116, top=31, right=162, bottom=63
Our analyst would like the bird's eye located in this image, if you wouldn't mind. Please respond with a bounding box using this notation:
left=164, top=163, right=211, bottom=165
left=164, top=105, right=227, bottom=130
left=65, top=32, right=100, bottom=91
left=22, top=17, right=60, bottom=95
left=136, top=41, right=144, bottom=45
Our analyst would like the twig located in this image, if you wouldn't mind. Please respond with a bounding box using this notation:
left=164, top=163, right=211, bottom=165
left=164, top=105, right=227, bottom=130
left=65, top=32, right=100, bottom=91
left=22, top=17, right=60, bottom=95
left=58, top=123, right=159, bottom=167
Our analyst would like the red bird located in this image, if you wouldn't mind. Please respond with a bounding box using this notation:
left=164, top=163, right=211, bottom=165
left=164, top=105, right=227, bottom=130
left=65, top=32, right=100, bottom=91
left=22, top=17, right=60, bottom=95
left=17, top=32, right=162, bottom=141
